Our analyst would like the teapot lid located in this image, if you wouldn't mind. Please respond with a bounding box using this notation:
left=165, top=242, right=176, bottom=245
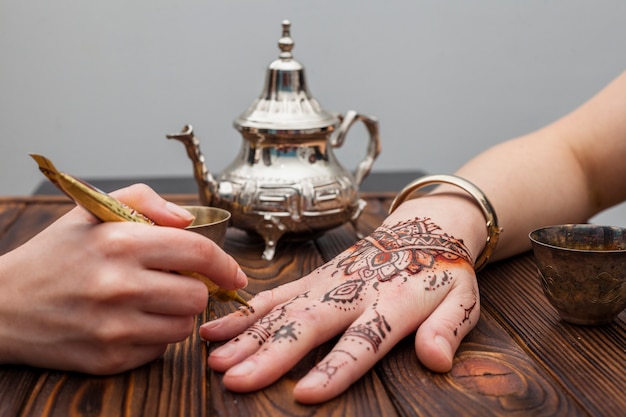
left=234, top=20, right=338, bottom=134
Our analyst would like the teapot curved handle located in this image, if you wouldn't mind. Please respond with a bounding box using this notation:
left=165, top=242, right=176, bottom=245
left=330, top=110, right=382, bottom=186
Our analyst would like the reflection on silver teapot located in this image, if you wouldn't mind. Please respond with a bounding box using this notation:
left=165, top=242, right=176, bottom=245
left=167, top=20, right=381, bottom=260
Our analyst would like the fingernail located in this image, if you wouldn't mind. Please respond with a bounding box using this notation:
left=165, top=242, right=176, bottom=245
left=165, top=202, right=195, bottom=222
left=200, top=319, right=221, bottom=331
left=211, top=342, right=237, bottom=360
left=434, top=335, right=453, bottom=360
left=296, top=370, right=327, bottom=391
left=227, top=360, right=255, bottom=377
left=235, top=268, right=248, bottom=289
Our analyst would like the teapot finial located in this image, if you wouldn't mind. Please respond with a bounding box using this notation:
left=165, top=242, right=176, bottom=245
left=235, top=19, right=337, bottom=132
left=278, top=20, right=294, bottom=60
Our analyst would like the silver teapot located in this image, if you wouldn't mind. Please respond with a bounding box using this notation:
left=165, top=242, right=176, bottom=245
left=167, top=20, right=381, bottom=260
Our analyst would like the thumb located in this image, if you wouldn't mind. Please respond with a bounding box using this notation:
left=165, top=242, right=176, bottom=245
left=414, top=278, right=480, bottom=372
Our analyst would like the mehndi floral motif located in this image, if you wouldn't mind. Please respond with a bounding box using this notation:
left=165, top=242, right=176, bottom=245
left=335, top=217, right=472, bottom=283
left=321, top=280, right=366, bottom=306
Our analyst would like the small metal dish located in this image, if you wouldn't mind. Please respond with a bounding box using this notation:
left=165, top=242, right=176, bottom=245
left=183, top=206, right=231, bottom=248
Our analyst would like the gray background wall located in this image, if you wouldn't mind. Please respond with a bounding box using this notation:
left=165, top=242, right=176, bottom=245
left=2, top=1, right=626, bottom=224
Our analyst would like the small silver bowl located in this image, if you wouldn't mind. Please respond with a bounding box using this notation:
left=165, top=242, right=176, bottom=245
left=529, top=224, right=626, bottom=325
left=183, top=206, right=231, bottom=248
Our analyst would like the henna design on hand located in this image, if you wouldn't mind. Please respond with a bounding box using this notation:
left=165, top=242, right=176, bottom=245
left=424, top=270, right=454, bottom=291
left=343, top=310, right=391, bottom=353
left=320, top=217, right=472, bottom=311
left=320, top=217, right=476, bottom=347
left=245, top=321, right=273, bottom=346
left=321, top=279, right=366, bottom=310
left=305, top=312, right=393, bottom=389
left=311, top=350, right=356, bottom=388
left=244, top=291, right=311, bottom=346
left=335, top=217, right=472, bottom=283
left=272, top=321, right=301, bottom=343
left=311, top=308, right=390, bottom=387
left=234, top=217, right=476, bottom=382
left=453, top=288, right=478, bottom=336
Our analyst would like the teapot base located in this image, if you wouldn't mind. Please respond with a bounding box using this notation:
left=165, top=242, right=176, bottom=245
left=230, top=199, right=366, bottom=261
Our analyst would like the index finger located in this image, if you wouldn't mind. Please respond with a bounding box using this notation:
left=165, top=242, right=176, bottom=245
left=110, top=183, right=195, bottom=228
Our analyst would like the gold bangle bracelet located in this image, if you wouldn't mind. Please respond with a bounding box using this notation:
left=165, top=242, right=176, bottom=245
left=388, top=174, right=503, bottom=272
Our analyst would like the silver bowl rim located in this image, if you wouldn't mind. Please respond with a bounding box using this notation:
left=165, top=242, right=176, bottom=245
left=529, top=223, right=626, bottom=254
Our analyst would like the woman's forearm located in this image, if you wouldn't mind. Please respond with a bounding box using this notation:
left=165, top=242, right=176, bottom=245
left=454, top=70, right=626, bottom=261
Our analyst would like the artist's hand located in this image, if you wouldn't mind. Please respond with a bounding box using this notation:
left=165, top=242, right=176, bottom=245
left=201, top=216, right=479, bottom=404
left=0, top=184, right=247, bottom=374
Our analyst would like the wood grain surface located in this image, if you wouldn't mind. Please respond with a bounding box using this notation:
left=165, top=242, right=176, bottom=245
left=0, top=195, right=623, bottom=417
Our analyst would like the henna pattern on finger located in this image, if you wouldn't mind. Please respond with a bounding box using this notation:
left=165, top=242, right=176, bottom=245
left=237, top=306, right=255, bottom=316
left=311, top=351, right=356, bottom=388
left=244, top=291, right=311, bottom=346
left=246, top=325, right=272, bottom=346
left=454, top=288, right=478, bottom=336
left=272, top=321, right=301, bottom=343
left=245, top=304, right=289, bottom=345
left=462, top=301, right=476, bottom=323
left=342, top=310, right=391, bottom=353
left=310, top=317, right=391, bottom=389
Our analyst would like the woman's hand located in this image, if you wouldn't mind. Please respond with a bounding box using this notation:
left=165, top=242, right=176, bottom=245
left=200, top=216, right=480, bottom=404
left=0, top=184, right=247, bottom=374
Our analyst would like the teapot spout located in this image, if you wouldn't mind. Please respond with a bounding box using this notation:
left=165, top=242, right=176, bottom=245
left=166, top=125, right=217, bottom=206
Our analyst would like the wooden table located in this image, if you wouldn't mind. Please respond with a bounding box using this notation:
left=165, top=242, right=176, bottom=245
left=0, top=193, right=624, bottom=416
